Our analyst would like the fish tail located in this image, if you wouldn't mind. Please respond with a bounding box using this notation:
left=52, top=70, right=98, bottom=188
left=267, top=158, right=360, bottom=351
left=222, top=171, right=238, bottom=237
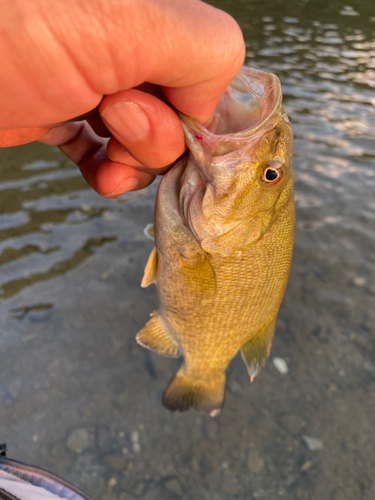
left=162, top=369, right=225, bottom=416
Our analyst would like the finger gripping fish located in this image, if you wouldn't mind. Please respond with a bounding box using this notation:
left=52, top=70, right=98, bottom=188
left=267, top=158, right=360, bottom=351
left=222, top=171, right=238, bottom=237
left=137, top=66, right=294, bottom=415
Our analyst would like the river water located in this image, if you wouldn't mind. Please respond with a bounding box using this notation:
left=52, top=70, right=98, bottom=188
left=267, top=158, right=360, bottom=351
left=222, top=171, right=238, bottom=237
left=0, top=1, right=374, bottom=499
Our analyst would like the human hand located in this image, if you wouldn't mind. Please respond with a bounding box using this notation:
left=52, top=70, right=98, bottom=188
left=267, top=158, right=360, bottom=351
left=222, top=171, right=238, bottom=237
left=0, top=0, right=245, bottom=197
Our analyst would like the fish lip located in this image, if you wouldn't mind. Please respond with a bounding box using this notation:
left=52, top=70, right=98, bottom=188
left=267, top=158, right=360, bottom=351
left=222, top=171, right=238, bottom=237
left=179, top=67, right=282, bottom=142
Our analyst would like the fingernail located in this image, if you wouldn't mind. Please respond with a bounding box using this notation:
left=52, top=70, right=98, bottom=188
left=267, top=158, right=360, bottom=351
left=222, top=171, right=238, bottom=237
left=101, top=102, right=150, bottom=143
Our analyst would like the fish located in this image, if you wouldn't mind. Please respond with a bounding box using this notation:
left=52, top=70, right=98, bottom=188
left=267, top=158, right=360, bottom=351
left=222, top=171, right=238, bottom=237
left=137, top=66, right=294, bottom=415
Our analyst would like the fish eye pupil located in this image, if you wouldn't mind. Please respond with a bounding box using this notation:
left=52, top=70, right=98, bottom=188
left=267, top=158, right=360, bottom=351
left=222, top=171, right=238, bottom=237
left=265, top=168, right=278, bottom=181
left=261, top=161, right=284, bottom=185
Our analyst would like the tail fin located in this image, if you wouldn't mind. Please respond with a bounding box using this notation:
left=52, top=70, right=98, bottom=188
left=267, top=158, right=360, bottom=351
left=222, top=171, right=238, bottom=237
left=162, top=369, right=225, bottom=415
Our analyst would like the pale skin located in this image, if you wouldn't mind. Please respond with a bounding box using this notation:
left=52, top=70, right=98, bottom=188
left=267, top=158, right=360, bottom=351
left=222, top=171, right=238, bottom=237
left=0, top=0, right=245, bottom=197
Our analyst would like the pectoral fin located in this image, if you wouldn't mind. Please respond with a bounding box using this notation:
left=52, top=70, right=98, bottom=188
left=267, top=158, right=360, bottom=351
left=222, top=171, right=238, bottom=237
left=143, top=223, right=154, bottom=240
left=241, top=318, right=276, bottom=382
left=141, top=246, right=158, bottom=288
left=136, top=314, right=180, bottom=358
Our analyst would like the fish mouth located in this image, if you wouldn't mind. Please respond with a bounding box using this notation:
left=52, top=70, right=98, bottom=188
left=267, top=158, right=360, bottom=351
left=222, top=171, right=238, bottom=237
left=216, top=67, right=282, bottom=135
left=172, top=66, right=288, bottom=242
left=178, top=163, right=204, bottom=235
left=180, top=67, right=283, bottom=157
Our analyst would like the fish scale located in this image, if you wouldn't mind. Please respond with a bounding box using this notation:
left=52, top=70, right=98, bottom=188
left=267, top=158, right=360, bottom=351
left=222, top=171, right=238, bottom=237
left=137, top=66, right=294, bottom=413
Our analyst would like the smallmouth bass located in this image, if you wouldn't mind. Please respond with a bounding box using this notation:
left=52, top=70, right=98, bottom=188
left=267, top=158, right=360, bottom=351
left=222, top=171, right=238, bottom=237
left=137, top=66, right=294, bottom=415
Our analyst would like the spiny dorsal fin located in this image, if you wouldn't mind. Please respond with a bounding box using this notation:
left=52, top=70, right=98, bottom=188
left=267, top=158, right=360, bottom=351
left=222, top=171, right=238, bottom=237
left=163, top=369, right=225, bottom=415
left=136, top=314, right=180, bottom=358
left=141, top=246, right=158, bottom=288
left=241, top=317, right=276, bottom=382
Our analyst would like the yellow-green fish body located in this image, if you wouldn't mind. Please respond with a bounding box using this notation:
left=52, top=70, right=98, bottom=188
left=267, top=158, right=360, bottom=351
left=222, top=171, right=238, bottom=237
left=137, top=67, right=294, bottom=414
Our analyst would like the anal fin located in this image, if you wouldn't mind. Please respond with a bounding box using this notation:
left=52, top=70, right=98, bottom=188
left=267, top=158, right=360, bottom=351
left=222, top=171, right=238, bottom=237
left=241, top=317, right=276, bottom=382
left=136, top=314, right=180, bottom=358
left=141, top=246, right=158, bottom=288
left=163, top=369, right=225, bottom=415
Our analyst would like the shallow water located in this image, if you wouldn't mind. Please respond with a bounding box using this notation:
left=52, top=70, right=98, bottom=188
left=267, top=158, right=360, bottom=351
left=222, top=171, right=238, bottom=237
left=0, top=1, right=374, bottom=499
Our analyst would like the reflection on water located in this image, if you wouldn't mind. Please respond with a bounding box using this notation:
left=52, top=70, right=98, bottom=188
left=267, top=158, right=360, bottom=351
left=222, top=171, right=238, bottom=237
left=0, top=146, right=149, bottom=301
left=1, top=1, right=375, bottom=499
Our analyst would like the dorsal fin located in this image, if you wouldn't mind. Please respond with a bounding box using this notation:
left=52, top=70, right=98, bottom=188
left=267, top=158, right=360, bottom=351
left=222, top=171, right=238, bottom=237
left=241, top=318, right=276, bottom=382
left=136, top=314, right=180, bottom=358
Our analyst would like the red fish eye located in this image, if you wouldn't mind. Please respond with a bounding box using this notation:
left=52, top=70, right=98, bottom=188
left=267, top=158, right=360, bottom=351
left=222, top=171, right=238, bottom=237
left=261, top=164, right=284, bottom=185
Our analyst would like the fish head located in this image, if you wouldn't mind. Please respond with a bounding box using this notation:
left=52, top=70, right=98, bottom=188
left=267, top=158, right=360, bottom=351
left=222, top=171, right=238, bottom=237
left=178, top=67, right=294, bottom=257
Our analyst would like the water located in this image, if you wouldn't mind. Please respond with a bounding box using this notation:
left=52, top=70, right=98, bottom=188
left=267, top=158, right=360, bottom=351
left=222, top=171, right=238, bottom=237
left=0, top=1, right=374, bottom=499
